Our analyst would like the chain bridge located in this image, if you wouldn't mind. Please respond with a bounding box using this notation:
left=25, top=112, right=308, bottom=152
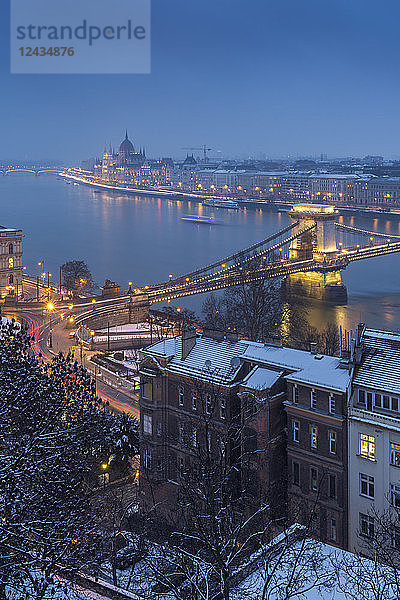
left=74, top=203, right=400, bottom=330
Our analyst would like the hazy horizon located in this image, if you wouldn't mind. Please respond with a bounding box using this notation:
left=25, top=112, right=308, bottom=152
left=1, top=0, right=400, bottom=163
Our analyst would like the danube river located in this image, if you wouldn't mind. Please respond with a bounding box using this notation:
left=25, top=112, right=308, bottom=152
left=2, top=175, right=400, bottom=333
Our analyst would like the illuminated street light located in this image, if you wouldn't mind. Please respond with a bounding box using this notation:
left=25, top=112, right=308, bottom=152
left=91, top=299, right=96, bottom=304
left=46, top=302, right=54, bottom=311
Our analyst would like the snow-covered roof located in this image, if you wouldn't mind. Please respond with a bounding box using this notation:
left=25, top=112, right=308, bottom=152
left=142, top=335, right=249, bottom=384
left=354, top=328, right=400, bottom=396
left=142, top=335, right=350, bottom=392
left=242, top=344, right=351, bottom=393
left=241, top=366, right=283, bottom=391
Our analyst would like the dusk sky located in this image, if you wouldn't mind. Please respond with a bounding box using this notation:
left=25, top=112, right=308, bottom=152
left=1, top=0, right=400, bottom=162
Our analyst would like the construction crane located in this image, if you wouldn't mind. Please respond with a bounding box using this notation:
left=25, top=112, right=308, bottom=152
left=182, top=145, right=213, bottom=163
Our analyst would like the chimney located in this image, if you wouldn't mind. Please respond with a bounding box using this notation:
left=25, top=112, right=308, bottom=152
left=181, top=326, right=197, bottom=360
left=310, top=342, right=318, bottom=355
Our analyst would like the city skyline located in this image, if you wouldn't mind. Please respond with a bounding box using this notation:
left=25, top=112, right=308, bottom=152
left=1, top=0, right=400, bottom=162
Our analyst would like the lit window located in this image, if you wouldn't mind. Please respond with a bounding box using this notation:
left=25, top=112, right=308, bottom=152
left=143, top=414, right=152, bottom=435
left=192, top=392, right=197, bottom=411
left=329, top=431, right=337, bottom=454
left=310, top=389, right=317, bottom=409
left=293, top=385, right=299, bottom=404
left=206, top=394, right=212, bottom=415
left=390, top=442, right=400, bottom=466
left=293, top=420, right=300, bottom=443
left=8, top=258, right=13, bottom=269
left=359, top=433, right=375, bottom=460
left=178, top=387, right=184, bottom=407
left=360, top=473, right=374, bottom=498
left=329, top=394, right=336, bottom=414
left=359, top=513, right=374, bottom=538
left=311, top=426, right=318, bottom=449
left=156, top=422, right=162, bottom=436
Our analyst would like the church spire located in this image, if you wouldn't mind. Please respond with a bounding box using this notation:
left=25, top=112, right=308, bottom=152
left=125, top=130, right=129, bottom=140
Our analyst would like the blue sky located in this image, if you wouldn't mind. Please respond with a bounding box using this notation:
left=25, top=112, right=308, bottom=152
left=1, top=0, right=400, bottom=162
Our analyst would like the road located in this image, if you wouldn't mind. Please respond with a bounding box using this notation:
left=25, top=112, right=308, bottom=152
left=5, top=308, right=140, bottom=419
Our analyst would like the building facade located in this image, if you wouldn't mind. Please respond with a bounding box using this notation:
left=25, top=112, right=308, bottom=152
left=348, top=326, right=400, bottom=553
left=0, top=226, right=23, bottom=299
left=139, top=328, right=351, bottom=546
left=93, top=132, right=171, bottom=186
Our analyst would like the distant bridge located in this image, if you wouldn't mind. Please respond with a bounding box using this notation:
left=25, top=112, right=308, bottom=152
left=0, top=168, right=61, bottom=176
left=73, top=203, right=400, bottom=331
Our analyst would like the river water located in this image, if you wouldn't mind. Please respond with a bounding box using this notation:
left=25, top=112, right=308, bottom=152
left=2, top=175, right=400, bottom=334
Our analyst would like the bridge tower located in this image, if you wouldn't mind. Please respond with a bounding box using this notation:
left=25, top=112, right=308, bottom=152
left=286, top=204, right=347, bottom=303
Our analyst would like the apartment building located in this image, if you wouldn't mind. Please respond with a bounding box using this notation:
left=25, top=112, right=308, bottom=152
left=139, top=328, right=351, bottom=546
left=348, top=326, right=400, bottom=553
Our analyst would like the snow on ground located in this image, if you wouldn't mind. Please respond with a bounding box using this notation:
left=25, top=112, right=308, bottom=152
left=97, top=323, right=150, bottom=333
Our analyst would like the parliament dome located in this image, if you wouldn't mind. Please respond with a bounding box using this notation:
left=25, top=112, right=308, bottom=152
left=119, top=131, right=135, bottom=154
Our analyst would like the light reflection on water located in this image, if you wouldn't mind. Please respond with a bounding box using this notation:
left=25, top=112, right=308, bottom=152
left=1, top=175, right=400, bottom=333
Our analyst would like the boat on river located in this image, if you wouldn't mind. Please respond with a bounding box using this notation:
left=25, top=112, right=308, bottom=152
left=181, top=214, right=218, bottom=224
left=202, top=197, right=240, bottom=209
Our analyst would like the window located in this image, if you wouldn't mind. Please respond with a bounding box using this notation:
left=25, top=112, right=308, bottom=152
left=311, top=426, right=318, bottom=449
left=359, top=513, right=374, bottom=538
left=8, top=258, right=13, bottom=269
left=329, top=394, right=336, bottom=414
left=375, top=393, right=382, bottom=408
left=143, top=448, right=152, bottom=470
left=330, top=518, right=337, bottom=542
left=192, top=392, right=197, bottom=411
left=293, top=385, right=299, bottom=404
left=310, top=467, right=318, bottom=491
left=8, top=243, right=13, bottom=255
left=390, top=442, right=400, bottom=466
left=392, top=397, right=399, bottom=411
left=191, top=427, right=198, bottom=448
left=8, top=275, right=13, bottom=284
left=329, top=431, right=337, bottom=454
left=310, top=389, right=317, bottom=409
left=143, top=414, right=152, bottom=435
left=360, top=473, right=374, bottom=498
left=178, top=387, right=184, bottom=407
left=206, top=394, right=212, bottom=415
left=293, top=420, right=300, bottom=443
left=359, top=433, right=375, bottom=460
left=383, top=395, right=390, bottom=409
left=142, top=380, right=152, bottom=400
left=358, top=389, right=366, bottom=406
left=391, top=484, right=400, bottom=508
left=178, top=456, right=184, bottom=478
left=293, top=461, right=300, bottom=486
left=178, top=422, right=184, bottom=444
left=156, top=422, right=162, bottom=437
left=220, top=398, right=226, bottom=420
left=392, top=527, right=400, bottom=549
left=329, top=474, right=336, bottom=499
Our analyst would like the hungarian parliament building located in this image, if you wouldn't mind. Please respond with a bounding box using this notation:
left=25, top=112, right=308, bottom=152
left=93, top=132, right=172, bottom=186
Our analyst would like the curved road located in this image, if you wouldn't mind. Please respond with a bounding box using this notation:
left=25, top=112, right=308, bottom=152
left=5, top=308, right=139, bottom=419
